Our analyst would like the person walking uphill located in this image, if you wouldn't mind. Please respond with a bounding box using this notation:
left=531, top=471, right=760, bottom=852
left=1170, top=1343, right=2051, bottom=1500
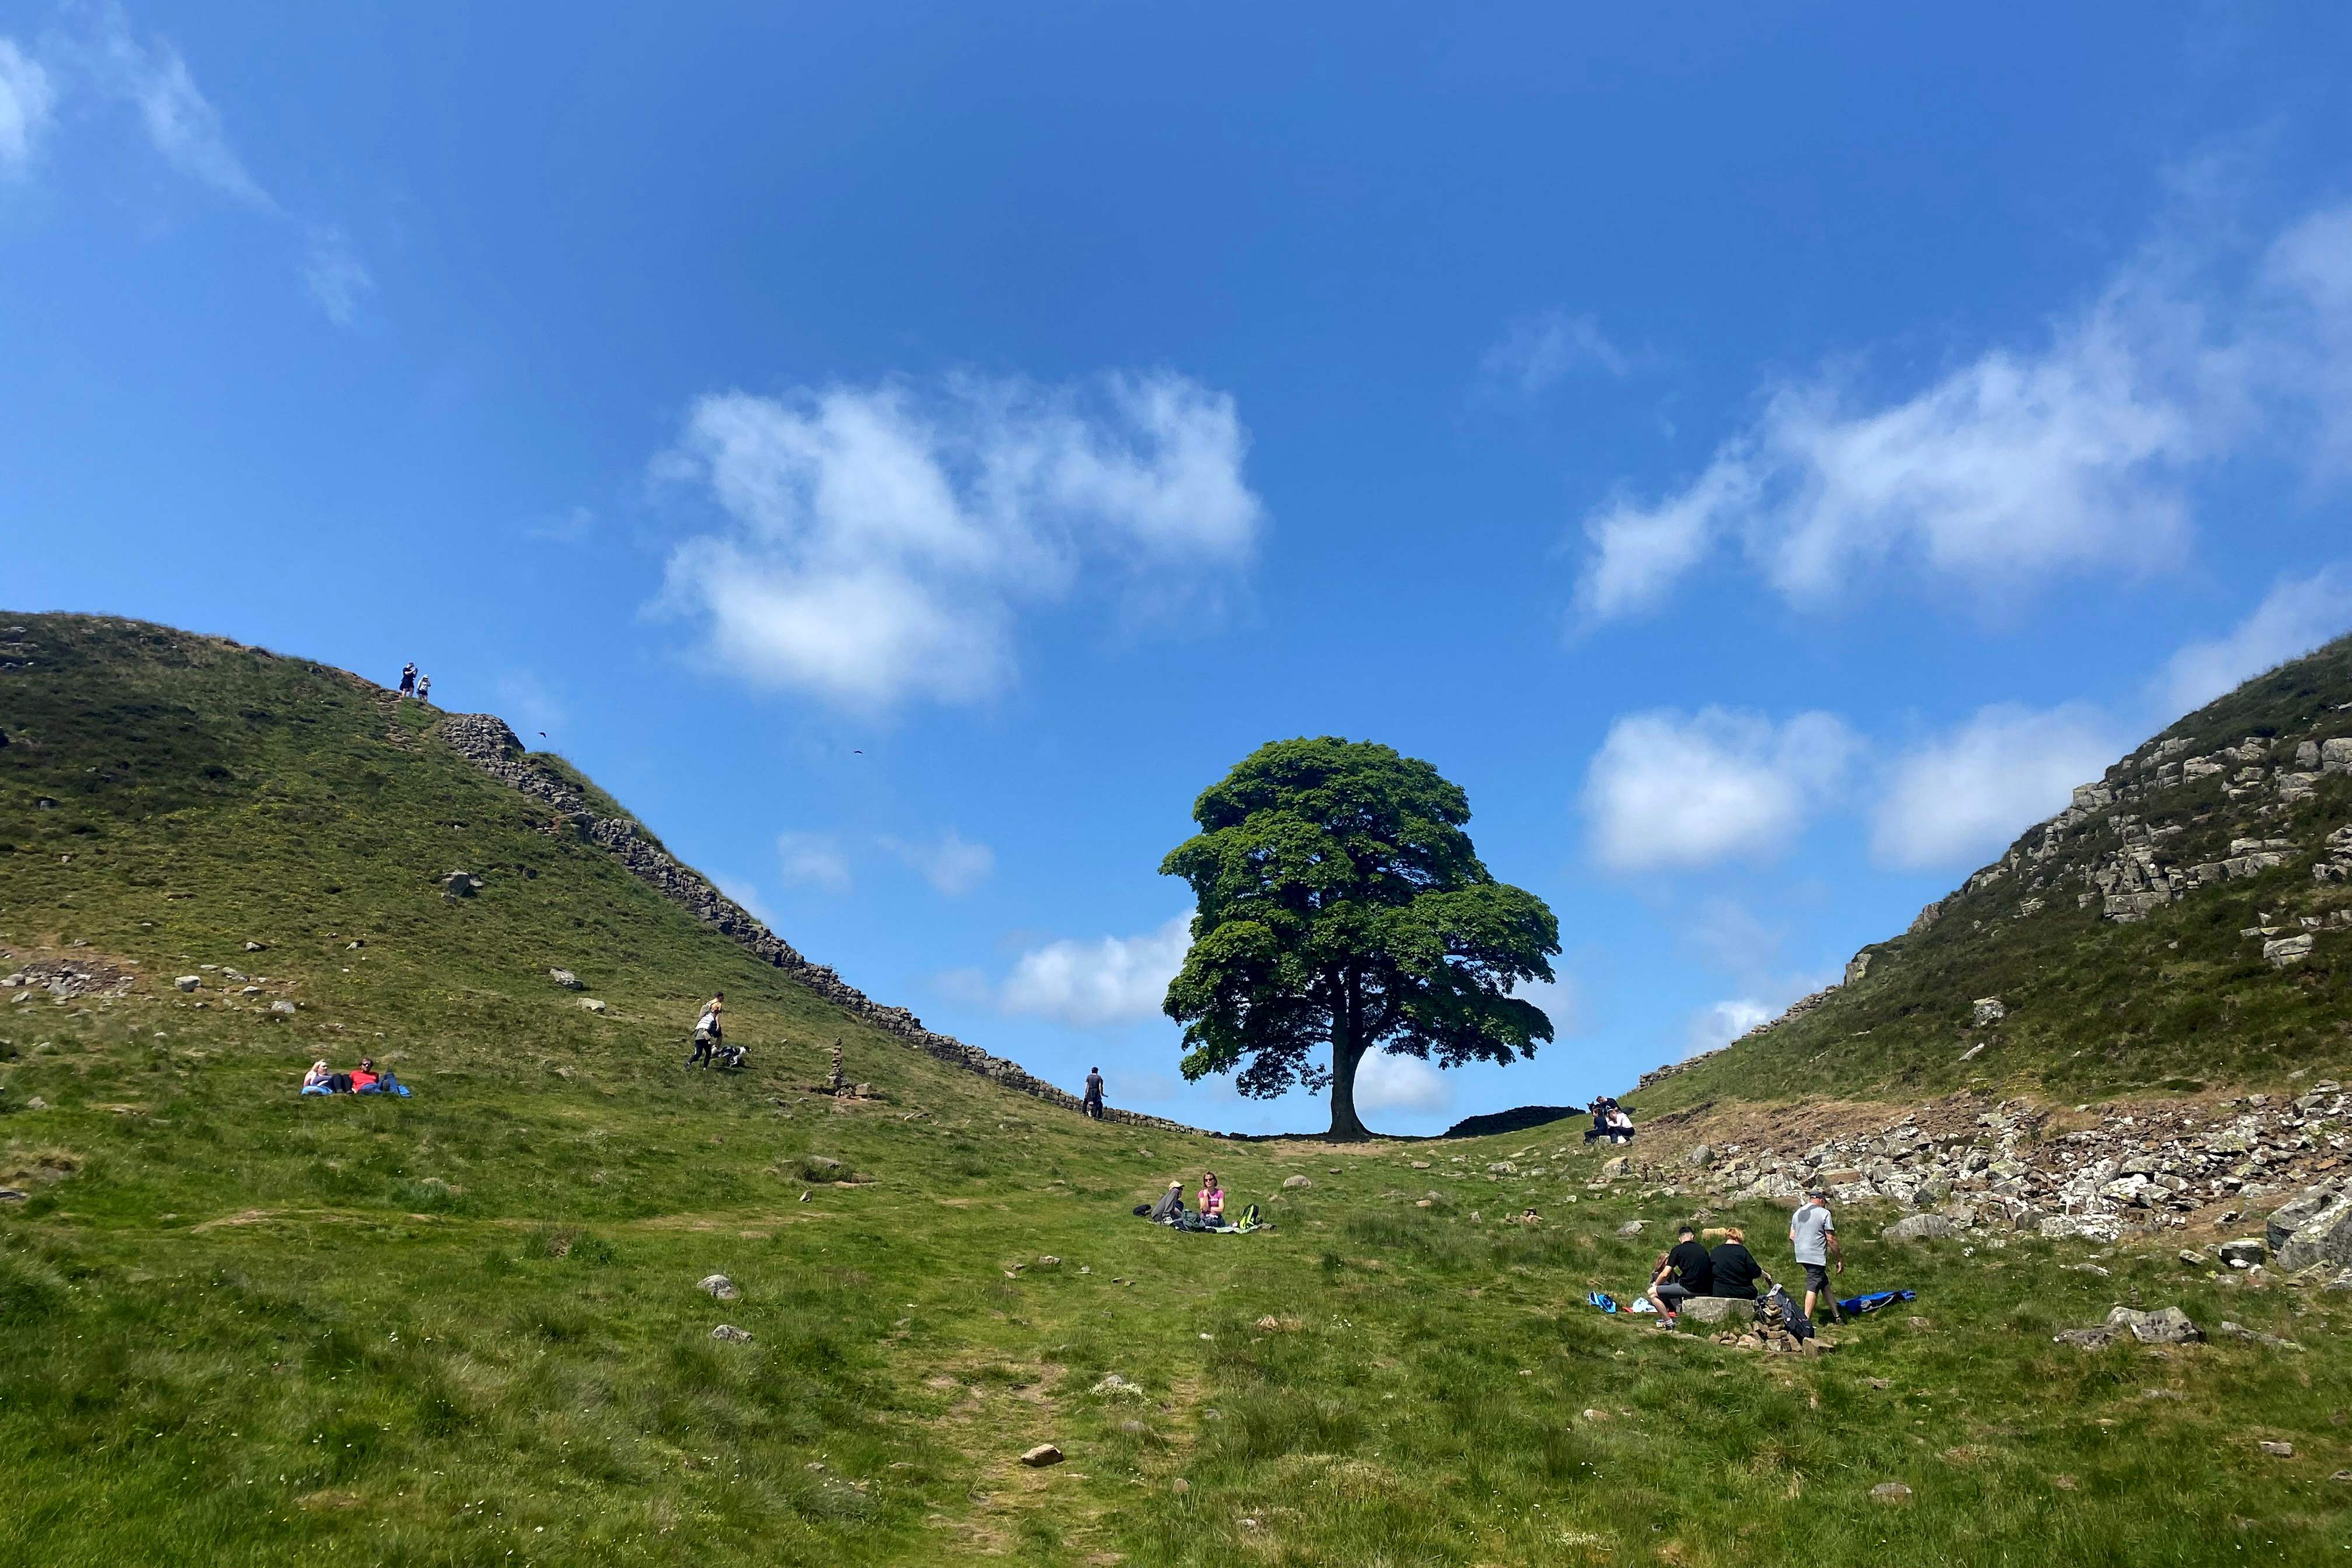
left=1790, top=1188, right=1843, bottom=1326
left=1083, top=1067, right=1105, bottom=1119
left=688, top=991, right=724, bottom=1068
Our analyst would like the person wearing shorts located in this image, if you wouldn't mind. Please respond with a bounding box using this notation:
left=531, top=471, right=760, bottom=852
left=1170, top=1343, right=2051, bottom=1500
left=1790, top=1189, right=1842, bottom=1325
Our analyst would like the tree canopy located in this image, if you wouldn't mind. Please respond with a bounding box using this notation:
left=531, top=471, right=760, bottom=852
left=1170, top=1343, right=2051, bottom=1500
left=1159, top=736, right=1560, bottom=1139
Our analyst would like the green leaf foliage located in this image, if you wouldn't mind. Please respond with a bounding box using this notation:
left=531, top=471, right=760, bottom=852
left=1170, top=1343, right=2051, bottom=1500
left=1159, top=737, right=1560, bottom=1138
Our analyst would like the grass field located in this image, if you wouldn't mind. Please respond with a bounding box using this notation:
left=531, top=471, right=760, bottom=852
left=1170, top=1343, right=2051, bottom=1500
left=4, top=614, right=2351, bottom=1566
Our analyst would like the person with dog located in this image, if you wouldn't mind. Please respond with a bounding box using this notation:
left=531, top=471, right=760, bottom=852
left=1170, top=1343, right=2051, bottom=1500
left=688, top=991, right=724, bottom=1067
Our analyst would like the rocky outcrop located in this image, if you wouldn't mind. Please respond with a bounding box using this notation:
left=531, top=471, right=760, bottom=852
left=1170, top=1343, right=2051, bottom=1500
left=438, top=713, right=1194, bottom=1133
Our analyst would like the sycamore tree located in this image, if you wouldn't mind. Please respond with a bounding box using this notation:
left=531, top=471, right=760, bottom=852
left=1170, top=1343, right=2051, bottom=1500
left=1159, top=737, right=1560, bottom=1140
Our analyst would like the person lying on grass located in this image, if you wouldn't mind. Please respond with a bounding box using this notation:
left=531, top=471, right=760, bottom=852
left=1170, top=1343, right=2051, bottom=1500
left=301, top=1060, right=333, bottom=1094
left=1645, top=1224, right=1713, bottom=1324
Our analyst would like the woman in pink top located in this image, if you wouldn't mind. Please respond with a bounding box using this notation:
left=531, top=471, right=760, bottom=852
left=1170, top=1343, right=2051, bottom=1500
left=1198, top=1172, right=1225, bottom=1226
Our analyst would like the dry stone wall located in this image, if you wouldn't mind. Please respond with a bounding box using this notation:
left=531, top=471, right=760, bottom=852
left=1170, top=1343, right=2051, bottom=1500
left=438, top=713, right=1195, bottom=1133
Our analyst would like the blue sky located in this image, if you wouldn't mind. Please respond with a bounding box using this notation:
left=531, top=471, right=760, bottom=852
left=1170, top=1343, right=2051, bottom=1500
left=9, top=3, right=2352, bottom=1134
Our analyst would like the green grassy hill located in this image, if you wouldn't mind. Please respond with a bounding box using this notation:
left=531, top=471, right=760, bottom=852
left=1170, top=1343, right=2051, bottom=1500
left=1634, top=635, right=2352, bottom=1118
left=4, top=612, right=2350, bottom=1566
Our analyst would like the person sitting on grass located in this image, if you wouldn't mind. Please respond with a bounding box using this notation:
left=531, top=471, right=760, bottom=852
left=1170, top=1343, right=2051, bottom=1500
left=1198, top=1172, right=1226, bottom=1227
left=1644, top=1223, right=1714, bottom=1324
left=1606, top=1107, right=1635, bottom=1144
left=302, top=1060, right=334, bottom=1094
left=1707, top=1226, right=1763, bottom=1298
left=1147, top=1180, right=1185, bottom=1224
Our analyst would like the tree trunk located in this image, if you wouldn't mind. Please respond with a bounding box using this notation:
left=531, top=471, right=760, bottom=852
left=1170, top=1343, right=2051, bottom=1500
left=1328, top=984, right=1371, bottom=1139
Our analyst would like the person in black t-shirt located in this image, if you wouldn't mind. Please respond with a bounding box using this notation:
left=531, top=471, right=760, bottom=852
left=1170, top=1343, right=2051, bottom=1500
left=1645, top=1224, right=1715, bottom=1321
left=1707, top=1227, right=1764, bottom=1299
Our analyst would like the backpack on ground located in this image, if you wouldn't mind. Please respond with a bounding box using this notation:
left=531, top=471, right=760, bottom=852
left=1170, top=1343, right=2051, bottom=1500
left=1766, top=1283, right=1814, bottom=1340
left=1587, top=1290, right=1619, bottom=1314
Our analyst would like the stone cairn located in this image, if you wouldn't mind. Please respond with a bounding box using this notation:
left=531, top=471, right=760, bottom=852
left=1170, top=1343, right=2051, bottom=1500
left=436, top=713, right=1193, bottom=1133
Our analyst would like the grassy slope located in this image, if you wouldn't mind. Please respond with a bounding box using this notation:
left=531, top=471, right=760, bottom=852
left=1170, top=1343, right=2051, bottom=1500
left=1638, top=637, right=2352, bottom=1119
left=2, top=614, right=2348, bottom=1566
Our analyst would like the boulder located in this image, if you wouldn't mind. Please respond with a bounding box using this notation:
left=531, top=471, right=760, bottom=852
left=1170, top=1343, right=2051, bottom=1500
left=270, top=1000, right=296, bottom=1015
left=1020, top=1444, right=1063, bottom=1468
left=1600, top=1156, right=1632, bottom=1181
left=2038, top=1213, right=2123, bottom=1243
left=709, top=1324, right=752, bottom=1342
left=579, top=998, right=608, bottom=1014
left=1870, top=1482, right=1913, bottom=1505
left=697, top=1273, right=740, bottom=1300
left=2264, top=934, right=2315, bottom=968
left=548, top=968, right=583, bottom=990
left=1486, top=1161, right=1517, bottom=1174
left=2266, top=1192, right=2333, bottom=1251
left=2217, top=1238, right=2267, bottom=1268
left=1972, top=998, right=2007, bottom=1027
left=1616, top=1220, right=1644, bottom=1237
left=2322, top=737, right=2352, bottom=774
left=2259, top=1440, right=2295, bottom=1457
left=2104, top=1306, right=2202, bottom=1345
left=174, top=975, right=200, bottom=992
left=1282, top=1175, right=1312, bottom=1190
left=243, top=941, right=267, bottom=953
left=1679, top=1296, right=1755, bottom=1326
left=442, top=870, right=483, bottom=899
left=2274, top=1194, right=2352, bottom=1271
left=1686, top=1144, right=1714, bottom=1168
left=1882, top=1214, right=1958, bottom=1242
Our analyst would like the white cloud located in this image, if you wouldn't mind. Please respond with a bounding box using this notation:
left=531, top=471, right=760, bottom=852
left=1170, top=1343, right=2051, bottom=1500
left=1511, top=974, right=1583, bottom=1038
left=998, top=910, right=1192, bottom=1028
left=710, top=870, right=780, bottom=932
left=775, top=831, right=852, bottom=892
left=881, top=828, right=995, bottom=897
left=1686, top=998, right=1774, bottom=1058
left=2158, top=566, right=2352, bottom=716
left=1354, top=1051, right=1453, bottom=1115
left=1584, top=708, right=1856, bottom=872
left=1482, top=309, right=1633, bottom=396
left=1574, top=198, right=2352, bottom=622
left=94, top=8, right=272, bottom=208
left=653, top=373, right=1263, bottom=710
left=1870, top=702, right=2123, bottom=872
left=304, top=226, right=374, bottom=327
left=0, top=38, right=56, bottom=176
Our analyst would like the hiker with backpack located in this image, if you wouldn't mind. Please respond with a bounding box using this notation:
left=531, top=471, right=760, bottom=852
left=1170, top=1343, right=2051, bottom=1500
left=1644, top=1223, right=1713, bottom=1324
left=1790, top=1188, right=1843, bottom=1326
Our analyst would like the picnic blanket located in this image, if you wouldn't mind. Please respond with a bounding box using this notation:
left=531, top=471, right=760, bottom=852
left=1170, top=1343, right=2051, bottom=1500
left=1837, top=1288, right=1916, bottom=1317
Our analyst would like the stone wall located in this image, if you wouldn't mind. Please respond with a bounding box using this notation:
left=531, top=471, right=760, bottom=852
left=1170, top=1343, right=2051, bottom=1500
left=438, top=713, right=1197, bottom=1134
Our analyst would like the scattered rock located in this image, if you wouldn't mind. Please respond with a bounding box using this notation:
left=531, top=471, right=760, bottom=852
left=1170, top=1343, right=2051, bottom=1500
left=0, top=1189, right=26, bottom=1203
left=1282, top=1175, right=1312, bottom=1191
left=1019, top=1444, right=1063, bottom=1468
left=1679, top=1296, right=1755, bottom=1326
left=2216, top=1321, right=2303, bottom=1351
left=1035, top=1255, right=1060, bottom=1269
left=2264, top=934, right=2315, bottom=968
left=2258, top=1441, right=2294, bottom=1458
left=2218, top=1238, right=2267, bottom=1267
left=2276, top=1195, right=2352, bottom=1271
left=709, top=1324, right=752, bottom=1342
left=579, top=998, right=608, bottom=1014
left=1599, top=1156, right=1632, bottom=1180
left=1686, top=1144, right=1714, bottom=1168
left=1972, top=998, right=2007, bottom=1027
left=442, top=870, right=483, bottom=900
left=2104, top=1306, right=2202, bottom=1345
left=1616, top=1220, right=1644, bottom=1237
left=549, top=968, right=583, bottom=990
left=270, top=1000, right=296, bottom=1015
left=697, top=1273, right=739, bottom=1300
left=1882, top=1214, right=1958, bottom=1242
left=244, top=941, right=266, bottom=953
left=1091, top=1374, right=1143, bottom=1398
left=1871, top=1482, right=1913, bottom=1504
left=174, top=976, right=199, bottom=992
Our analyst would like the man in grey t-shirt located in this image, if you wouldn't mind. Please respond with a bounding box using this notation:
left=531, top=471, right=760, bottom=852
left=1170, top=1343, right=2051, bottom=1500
left=1790, top=1189, right=1843, bottom=1326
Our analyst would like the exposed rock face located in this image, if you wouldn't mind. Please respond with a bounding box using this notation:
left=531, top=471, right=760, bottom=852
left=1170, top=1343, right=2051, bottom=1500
left=1575, top=1084, right=2352, bottom=1246
left=439, top=713, right=1190, bottom=1133
left=1972, top=998, right=2007, bottom=1027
